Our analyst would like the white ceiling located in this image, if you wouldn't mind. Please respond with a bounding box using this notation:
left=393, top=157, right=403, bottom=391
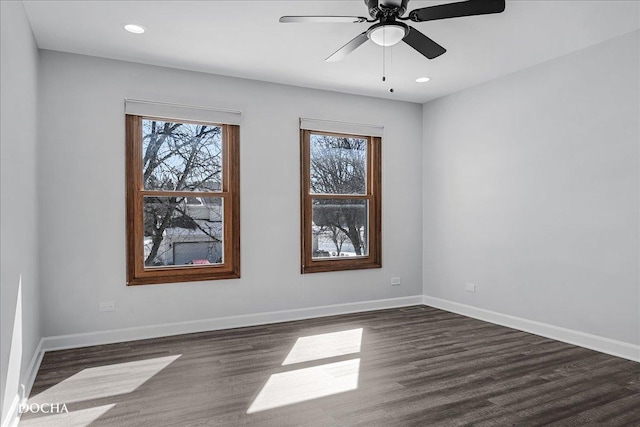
left=23, top=0, right=640, bottom=103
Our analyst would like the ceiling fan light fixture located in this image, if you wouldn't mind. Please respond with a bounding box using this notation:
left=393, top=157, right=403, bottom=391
left=367, top=22, right=407, bottom=47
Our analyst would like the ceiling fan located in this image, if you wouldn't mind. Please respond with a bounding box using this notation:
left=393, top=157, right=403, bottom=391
left=280, top=0, right=506, bottom=62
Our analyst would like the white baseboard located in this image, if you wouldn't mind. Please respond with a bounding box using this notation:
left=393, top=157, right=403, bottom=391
left=42, top=295, right=424, bottom=352
left=1, top=338, right=44, bottom=427
left=24, top=339, right=44, bottom=399
left=423, top=296, right=640, bottom=363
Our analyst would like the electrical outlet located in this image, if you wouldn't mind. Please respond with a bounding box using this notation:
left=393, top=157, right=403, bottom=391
left=99, top=301, right=115, bottom=312
left=391, top=277, right=401, bottom=286
left=465, top=283, right=476, bottom=293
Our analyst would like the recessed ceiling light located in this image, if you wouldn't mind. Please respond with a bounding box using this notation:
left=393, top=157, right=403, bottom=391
left=124, top=24, right=146, bottom=34
left=416, top=77, right=431, bottom=83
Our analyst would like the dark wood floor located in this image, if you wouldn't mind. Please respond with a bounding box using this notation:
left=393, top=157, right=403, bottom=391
left=21, top=306, right=640, bottom=426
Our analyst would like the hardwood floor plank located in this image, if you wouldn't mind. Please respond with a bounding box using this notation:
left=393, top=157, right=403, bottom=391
left=574, top=392, right=640, bottom=425
left=513, top=383, right=636, bottom=425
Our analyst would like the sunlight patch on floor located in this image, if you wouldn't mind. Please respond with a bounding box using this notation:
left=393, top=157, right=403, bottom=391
left=282, top=328, right=363, bottom=365
left=19, top=404, right=116, bottom=427
left=247, top=358, right=360, bottom=413
left=29, top=355, right=181, bottom=405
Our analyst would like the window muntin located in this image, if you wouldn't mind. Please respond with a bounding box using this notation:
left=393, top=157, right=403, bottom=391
left=301, top=130, right=381, bottom=273
left=126, top=115, right=240, bottom=285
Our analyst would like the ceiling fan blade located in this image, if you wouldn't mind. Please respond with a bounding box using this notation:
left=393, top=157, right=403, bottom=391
left=280, top=16, right=368, bottom=23
left=403, top=27, right=446, bottom=59
left=409, top=0, right=505, bottom=22
left=326, top=32, right=369, bottom=62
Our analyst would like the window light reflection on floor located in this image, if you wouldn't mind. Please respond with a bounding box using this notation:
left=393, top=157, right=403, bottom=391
left=247, top=358, right=360, bottom=414
left=282, top=328, right=363, bottom=366
left=28, top=355, right=181, bottom=406
left=248, top=327, right=364, bottom=414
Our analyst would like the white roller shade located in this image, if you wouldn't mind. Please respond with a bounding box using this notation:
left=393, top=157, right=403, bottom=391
left=300, top=118, right=384, bottom=137
left=125, top=99, right=241, bottom=125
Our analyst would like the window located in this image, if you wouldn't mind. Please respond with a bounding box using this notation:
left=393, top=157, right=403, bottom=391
left=126, top=114, right=240, bottom=285
left=300, top=129, right=381, bottom=273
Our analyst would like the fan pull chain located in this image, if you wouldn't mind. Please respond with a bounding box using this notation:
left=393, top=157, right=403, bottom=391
left=382, top=29, right=386, bottom=82
left=389, top=45, right=394, bottom=93
left=380, top=29, right=393, bottom=93
left=383, top=49, right=394, bottom=93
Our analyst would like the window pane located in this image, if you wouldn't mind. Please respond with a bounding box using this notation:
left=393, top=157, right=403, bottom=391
left=310, top=134, right=366, bottom=195
left=312, top=199, right=368, bottom=259
left=143, top=196, right=224, bottom=267
left=142, top=119, right=222, bottom=192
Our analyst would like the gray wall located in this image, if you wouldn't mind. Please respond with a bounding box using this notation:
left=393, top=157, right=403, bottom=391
left=422, top=31, right=640, bottom=345
left=37, top=51, right=424, bottom=337
left=0, top=1, right=41, bottom=421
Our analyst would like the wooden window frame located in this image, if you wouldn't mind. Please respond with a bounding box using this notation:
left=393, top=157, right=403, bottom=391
left=300, top=129, right=382, bottom=274
left=125, top=115, right=240, bottom=285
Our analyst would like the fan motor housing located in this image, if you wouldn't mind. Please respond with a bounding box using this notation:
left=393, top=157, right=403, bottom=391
left=365, top=0, right=409, bottom=19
